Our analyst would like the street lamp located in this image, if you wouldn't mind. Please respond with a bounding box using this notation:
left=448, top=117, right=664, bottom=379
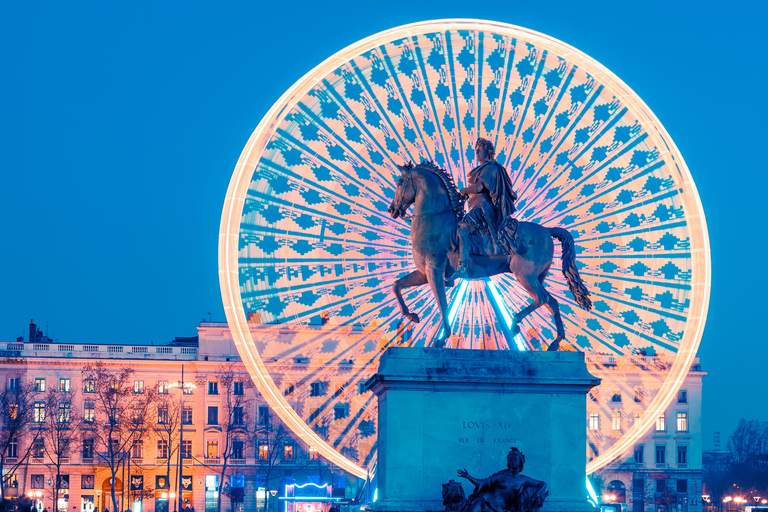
left=169, top=365, right=196, bottom=512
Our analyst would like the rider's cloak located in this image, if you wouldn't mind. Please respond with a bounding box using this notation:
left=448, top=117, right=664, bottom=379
left=468, top=160, right=518, bottom=221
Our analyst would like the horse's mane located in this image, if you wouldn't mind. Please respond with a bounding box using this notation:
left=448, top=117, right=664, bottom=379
left=401, top=160, right=465, bottom=220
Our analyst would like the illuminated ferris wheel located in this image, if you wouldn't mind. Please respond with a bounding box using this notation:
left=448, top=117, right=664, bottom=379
left=219, top=20, right=710, bottom=480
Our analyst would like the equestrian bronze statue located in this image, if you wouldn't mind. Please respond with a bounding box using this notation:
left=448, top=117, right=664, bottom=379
left=387, top=138, right=592, bottom=350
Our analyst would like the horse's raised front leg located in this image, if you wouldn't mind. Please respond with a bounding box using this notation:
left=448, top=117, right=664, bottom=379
left=426, top=265, right=451, bottom=348
left=393, top=270, right=428, bottom=323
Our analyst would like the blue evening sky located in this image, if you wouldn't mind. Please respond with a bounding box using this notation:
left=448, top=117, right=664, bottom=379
left=1, top=1, right=765, bottom=448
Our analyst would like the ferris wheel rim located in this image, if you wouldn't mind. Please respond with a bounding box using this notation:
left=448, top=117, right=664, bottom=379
left=219, top=18, right=711, bottom=478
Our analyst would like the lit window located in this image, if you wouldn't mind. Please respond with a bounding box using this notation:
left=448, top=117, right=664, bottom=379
left=34, top=378, right=46, bottom=392
left=656, top=413, right=666, bottom=432
left=588, top=413, right=599, bottom=430
left=677, top=446, right=687, bottom=465
left=157, top=439, right=169, bottom=459
left=182, top=440, right=192, bottom=459
left=207, top=440, right=219, bottom=459
left=5, top=474, right=17, bottom=489
left=183, top=385, right=194, bottom=395
left=611, top=412, right=621, bottom=431
left=83, top=379, right=95, bottom=393
left=284, top=443, right=294, bottom=460
left=309, top=446, right=319, bottom=460
left=33, top=402, right=46, bottom=423
left=208, top=382, right=219, bottom=395
left=158, top=407, right=169, bottom=425
left=655, top=445, right=666, bottom=464
left=84, top=402, right=95, bottom=424
left=258, top=442, right=269, bottom=460
left=233, top=382, right=244, bottom=396
left=678, top=390, right=687, bottom=403
left=58, top=402, right=71, bottom=423
left=134, top=381, right=144, bottom=394
left=8, top=403, right=18, bottom=420
left=633, top=445, right=644, bottom=464
left=158, top=381, right=168, bottom=394
left=676, top=412, right=688, bottom=432
left=59, top=378, right=71, bottom=393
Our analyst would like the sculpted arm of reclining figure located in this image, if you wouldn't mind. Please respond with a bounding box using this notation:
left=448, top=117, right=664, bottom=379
left=456, top=468, right=479, bottom=488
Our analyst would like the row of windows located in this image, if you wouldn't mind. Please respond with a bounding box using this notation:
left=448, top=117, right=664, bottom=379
left=17, top=377, right=365, bottom=401
left=16, top=378, right=246, bottom=396
left=633, top=444, right=689, bottom=465
left=594, top=389, right=689, bottom=404
left=588, top=412, right=689, bottom=432
left=8, top=435, right=320, bottom=463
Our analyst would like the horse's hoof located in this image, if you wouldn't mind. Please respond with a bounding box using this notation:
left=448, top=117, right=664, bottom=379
left=511, top=323, right=520, bottom=335
left=547, top=341, right=561, bottom=352
left=445, top=279, right=455, bottom=288
left=433, top=339, right=446, bottom=348
left=407, top=313, right=420, bottom=323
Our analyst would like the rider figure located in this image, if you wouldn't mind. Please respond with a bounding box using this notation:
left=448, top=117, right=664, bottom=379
left=454, top=138, right=518, bottom=278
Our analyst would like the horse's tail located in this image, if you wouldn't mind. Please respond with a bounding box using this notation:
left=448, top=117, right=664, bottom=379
left=549, top=227, right=592, bottom=311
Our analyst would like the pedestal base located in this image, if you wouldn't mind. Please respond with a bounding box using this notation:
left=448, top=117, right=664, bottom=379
left=367, top=348, right=599, bottom=512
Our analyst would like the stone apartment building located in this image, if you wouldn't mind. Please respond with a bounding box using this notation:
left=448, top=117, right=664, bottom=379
left=591, top=354, right=706, bottom=512
left=0, top=321, right=367, bottom=512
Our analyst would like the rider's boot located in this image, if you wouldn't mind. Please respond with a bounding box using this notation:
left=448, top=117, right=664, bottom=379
left=453, top=226, right=470, bottom=279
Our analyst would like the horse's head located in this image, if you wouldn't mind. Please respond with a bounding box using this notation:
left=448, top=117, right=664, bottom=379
left=388, top=163, right=416, bottom=219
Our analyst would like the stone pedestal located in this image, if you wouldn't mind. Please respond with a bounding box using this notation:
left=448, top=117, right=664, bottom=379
left=367, top=347, right=600, bottom=512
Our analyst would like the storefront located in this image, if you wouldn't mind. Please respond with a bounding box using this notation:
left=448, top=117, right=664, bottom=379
left=279, top=482, right=342, bottom=512
left=205, top=475, right=219, bottom=512
left=155, top=475, right=171, bottom=512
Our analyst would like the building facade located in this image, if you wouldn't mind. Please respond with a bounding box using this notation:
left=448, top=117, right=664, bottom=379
left=0, top=321, right=368, bottom=512
left=592, top=355, right=706, bottom=512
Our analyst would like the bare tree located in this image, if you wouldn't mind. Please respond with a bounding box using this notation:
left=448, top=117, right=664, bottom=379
left=208, top=368, right=250, bottom=512
left=256, top=424, right=292, bottom=512
left=727, top=418, right=768, bottom=487
left=41, top=387, right=81, bottom=512
left=155, top=395, right=181, bottom=501
left=82, top=363, right=156, bottom=512
left=0, top=378, right=42, bottom=502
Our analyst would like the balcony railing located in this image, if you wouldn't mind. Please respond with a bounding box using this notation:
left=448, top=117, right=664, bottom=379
left=230, top=459, right=246, bottom=465
left=204, top=458, right=221, bottom=465
left=3, top=342, right=199, bottom=360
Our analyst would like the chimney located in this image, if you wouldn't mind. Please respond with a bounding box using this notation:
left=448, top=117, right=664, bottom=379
left=29, top=319, right=36, bottom=344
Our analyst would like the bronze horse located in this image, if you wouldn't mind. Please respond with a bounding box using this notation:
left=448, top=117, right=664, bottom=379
left=387, top=161, right=592, bottom=350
